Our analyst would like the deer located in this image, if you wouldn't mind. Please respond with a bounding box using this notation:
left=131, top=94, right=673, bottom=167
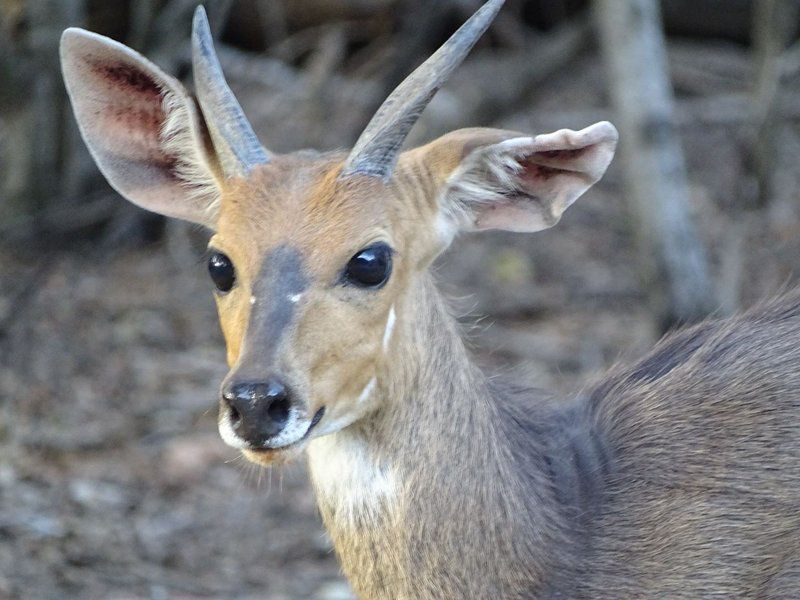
left=60, top=1, right=800, bottom=598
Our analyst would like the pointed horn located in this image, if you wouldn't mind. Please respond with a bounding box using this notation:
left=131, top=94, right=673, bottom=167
left=192, top=6, right=270, bottom=178
left=341, top=0, right=505, bottom=180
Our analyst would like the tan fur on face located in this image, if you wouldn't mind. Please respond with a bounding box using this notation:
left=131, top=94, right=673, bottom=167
left=210, top=152, right=417, bottom=464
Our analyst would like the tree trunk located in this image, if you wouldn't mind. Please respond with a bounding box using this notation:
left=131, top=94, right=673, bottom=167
left=594, top=0, right=716, bottom=327
left=751, top=0, right=800, bottom=206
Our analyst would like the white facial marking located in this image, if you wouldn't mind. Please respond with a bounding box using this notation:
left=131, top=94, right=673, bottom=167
left=308, top=411, right=359, bottom=439
left=308, top=431, right=398, bottom=525
left=289, top=293, right=303, bottom=304
left=249, top=295, right=256, bottom=306
left=382, top=305, right=396, bottom=352
left=358, top=377, right=377, bottom=405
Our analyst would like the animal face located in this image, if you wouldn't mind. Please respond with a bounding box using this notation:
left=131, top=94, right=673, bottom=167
left=207, top=157, right=420, bottom=464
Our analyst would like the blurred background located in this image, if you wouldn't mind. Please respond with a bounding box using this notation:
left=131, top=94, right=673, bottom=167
left=2, top=0, right=800, bottom=597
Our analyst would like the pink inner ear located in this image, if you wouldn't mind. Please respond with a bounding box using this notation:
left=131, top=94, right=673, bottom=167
left=481, top=134, right=612, bottom=231
left=93, top=61, right=164, bottom=96
left=517, top=144, right=600, bottom=189
left=85, top=57, right=177, bottom=174
left=519, top=160, right=567, bottom=183
left=538, top=148, right=588, bottom=160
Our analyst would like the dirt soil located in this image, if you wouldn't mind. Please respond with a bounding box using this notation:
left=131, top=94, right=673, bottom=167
left=2, top=41, right=800, bottom=599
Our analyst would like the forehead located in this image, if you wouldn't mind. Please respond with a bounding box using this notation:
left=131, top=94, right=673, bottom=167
left=214, top=152, right=391, bottom=271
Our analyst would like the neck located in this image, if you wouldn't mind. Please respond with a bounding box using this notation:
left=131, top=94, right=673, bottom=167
left=307, top=274, right=600, bottom=598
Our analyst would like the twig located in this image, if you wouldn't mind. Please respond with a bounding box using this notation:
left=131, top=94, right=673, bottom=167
left=751, top=0, right=800, bottom=206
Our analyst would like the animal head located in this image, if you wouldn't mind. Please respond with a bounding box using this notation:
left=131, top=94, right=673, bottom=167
left=60, top=1, right=617, bottom=465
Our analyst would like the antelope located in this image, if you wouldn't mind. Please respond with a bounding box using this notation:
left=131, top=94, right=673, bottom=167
left=60, top=1, right=800, bottom=597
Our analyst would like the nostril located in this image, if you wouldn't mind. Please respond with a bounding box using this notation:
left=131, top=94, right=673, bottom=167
left=222, top=389, right=242, bottom=426
left=228, top=404, right=241, bottom=426
left=267, top=394, right=291, bottom=428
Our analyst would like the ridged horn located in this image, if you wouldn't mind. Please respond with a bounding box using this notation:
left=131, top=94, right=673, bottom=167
left=341, top=0, right=505, bottom=180
left=192, top=6, right=270, bottom=178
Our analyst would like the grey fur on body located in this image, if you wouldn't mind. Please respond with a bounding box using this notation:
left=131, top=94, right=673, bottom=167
left=317, top=275, right=800, bottom=599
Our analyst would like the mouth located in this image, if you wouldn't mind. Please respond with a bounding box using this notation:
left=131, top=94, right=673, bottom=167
left=240, top=406, right=326, bottom=462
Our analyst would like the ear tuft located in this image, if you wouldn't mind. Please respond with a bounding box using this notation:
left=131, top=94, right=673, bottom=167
left=160, top=90, right=220, bottom=217
left=439, top=122, right=618, bottom=235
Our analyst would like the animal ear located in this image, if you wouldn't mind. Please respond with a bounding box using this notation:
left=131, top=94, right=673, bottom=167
left=434, top=122, right=618, bottom=238
left=60, top=28, right=221, bottom=228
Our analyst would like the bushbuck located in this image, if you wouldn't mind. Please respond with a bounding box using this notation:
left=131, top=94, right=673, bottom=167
left=61, top=1, right=800, bottom=597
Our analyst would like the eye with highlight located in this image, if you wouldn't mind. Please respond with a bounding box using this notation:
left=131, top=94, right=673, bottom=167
left=343, top=243, right=393, bottom=289
left=208, top=251, right=236, bottom=293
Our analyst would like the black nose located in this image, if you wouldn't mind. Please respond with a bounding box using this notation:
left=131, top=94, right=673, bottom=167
left=222, top=378, right=292, bottom=446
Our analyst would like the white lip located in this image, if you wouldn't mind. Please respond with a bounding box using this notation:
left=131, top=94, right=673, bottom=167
left=218, top=409, right=250, bottom=449
left=218, top=406, right=316, bottom=451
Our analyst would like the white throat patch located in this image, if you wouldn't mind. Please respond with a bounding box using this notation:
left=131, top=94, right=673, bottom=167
left=308, top=431, right=398, bottom=526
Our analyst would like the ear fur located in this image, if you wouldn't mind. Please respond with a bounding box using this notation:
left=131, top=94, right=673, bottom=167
left=436, top=122, right=618, bottom=239
left=60, top=28, right=222, bottom=228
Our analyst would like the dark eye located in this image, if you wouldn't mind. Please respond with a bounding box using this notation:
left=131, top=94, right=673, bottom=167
left=344, top=243, right=392, bottom=288
left=208, top=252, right=235, bottom=292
